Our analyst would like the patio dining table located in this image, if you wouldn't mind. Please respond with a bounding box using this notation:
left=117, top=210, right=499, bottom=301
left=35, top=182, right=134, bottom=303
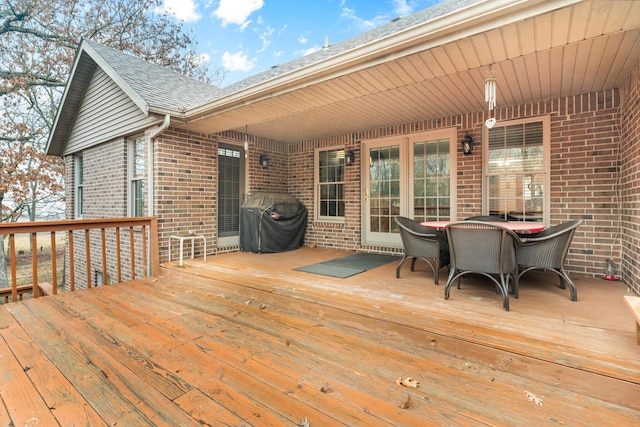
left=420, top=220, right=545, bottom=234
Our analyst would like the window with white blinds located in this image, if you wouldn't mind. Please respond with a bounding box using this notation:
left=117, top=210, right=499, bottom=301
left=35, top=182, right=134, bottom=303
left=484, top=117, right=549, bottom=223
left=218, top=145, right=242, bottom=237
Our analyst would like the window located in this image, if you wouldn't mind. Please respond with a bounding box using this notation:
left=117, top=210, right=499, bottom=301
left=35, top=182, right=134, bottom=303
left=129, top=136, right=146, bottom=217
left=412, top=138, right=451, bottom=222
left=315, top=147, right=346, bottom=221
left=483, top=117, right=549, bottom=224
left=75, top=155, right=84, bottom=218
left=95, top=270, right=110, bottom=286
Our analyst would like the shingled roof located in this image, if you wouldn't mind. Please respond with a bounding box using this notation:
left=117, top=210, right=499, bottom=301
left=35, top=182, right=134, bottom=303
left=219, top=0, right=480, bottom=96
left=83, top=40, right=222, bottom=111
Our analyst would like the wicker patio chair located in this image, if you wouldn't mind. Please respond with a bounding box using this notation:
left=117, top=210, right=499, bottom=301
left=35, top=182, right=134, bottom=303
left=464, top=215, right=508, bottom=222
left=516, top=219, right=584, bottom=301
left=395, top=216, right=450, bottom=285
left=444, top=221, right=522, bottom=311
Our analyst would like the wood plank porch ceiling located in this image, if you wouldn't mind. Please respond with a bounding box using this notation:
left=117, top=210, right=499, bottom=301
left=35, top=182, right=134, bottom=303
left=1, top=248, right=638, bottom=425
left=179, top=0, right=640, bottom=143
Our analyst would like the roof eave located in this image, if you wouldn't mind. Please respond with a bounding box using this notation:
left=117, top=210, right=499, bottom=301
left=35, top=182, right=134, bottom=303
left=182, top=0, right=581, bottom=124
left=45, top=44, right=90, bottom=156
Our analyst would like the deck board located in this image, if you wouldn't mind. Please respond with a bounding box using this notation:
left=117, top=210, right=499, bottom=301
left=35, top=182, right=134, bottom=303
left=1, top=247, right=638, bottom=426
left=0, top=308, right=105, bottom=426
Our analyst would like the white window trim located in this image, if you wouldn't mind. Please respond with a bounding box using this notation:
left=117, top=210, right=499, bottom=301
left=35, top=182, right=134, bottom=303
left=127, top=135, right=146, bottom=217
left=481, top=115, right=551, bottom=226
left=74, top=155, right=83, bottom=219
left=314, top=145, right=348, bottom=223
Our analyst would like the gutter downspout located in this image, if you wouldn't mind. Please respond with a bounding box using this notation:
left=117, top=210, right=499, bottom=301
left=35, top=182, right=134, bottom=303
left=148, top=114, right=171, bottom=216
left=146, top=114, right=170, bottom=275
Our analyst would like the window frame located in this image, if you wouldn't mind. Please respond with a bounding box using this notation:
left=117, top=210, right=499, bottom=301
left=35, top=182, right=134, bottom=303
left=128, top=135, right=146, bottom=218
left=481, top=116, right=551, bottom=226
left=314, top=146, right=348, bottom=223
left=75, top=155, right=84, bottom=218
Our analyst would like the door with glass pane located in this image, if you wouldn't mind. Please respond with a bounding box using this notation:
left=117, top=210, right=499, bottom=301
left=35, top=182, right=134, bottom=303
left=411, top=137, right=452, bottom=222
left=217, top=143, right=245, bottom=247
left=365, top=142, right=403, bottom=246
left=363, top=129, right=456, bottom=247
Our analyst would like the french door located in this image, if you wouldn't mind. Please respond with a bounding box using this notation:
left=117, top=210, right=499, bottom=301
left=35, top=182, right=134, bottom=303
left=217, top=143, right=245, bottom=247
left=362, top=129, right=457, bottom=247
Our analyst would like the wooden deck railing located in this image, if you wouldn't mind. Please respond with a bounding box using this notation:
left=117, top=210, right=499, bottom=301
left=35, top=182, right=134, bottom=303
left=0, top=217, right=159, bottom=303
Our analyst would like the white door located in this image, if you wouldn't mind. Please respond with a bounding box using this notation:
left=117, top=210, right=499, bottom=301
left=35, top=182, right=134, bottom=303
left=362, top=129, right=457, bottom=247
left=363, top=139, right=405, bottom=247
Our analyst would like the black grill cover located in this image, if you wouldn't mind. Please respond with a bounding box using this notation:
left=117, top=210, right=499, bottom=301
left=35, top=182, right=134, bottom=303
left=240, top=192, right=307, bottom=253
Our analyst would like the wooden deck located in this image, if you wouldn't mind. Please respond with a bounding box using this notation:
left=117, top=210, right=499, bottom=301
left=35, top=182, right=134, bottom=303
left=1, top=247, right=638, bottom=426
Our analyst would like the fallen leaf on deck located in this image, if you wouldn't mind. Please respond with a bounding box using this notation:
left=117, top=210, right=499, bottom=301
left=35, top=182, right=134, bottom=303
left=320, top=384, right=333, bottom=393
left=217, top=294, right=225, bottom=298
left=399, top=395, right=412, bottom=409
left=260, top=303, right=267, bottom=310
left=299, top=416, right=310, bottom=427
left=525, top=390, right=543, bottom=406
left=396, top=377, right=419, bottom=388
left=244, top=300, right=252, bottom=305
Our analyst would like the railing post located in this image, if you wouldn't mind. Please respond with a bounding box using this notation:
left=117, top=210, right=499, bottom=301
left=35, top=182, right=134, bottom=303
left=129, top=226, right=135, bottom=280
left=69, top=230, right=75, bottom=292
left=9, top=234, right=17, bottom=302
left=142, top=225, right=148, bottom=276
left=101, top=228, right=107, bottom=285
left=116, top=227, right=122, bottom=282
left=149, top=217, right=159, bottom=276
left=85, top=229, right=91, bottom=289
left=51, top=231, right=58, bottom=295
left=31, top=233, right=39, bottom=298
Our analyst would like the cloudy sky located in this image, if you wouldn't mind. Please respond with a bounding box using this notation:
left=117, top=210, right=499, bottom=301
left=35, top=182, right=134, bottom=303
left=156, top=0, right=444, bottom=86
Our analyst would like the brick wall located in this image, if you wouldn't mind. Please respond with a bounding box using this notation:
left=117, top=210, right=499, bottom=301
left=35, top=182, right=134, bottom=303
left=153, top=129, right=289, bottom=261
left=62, top=138, right=145, bottom=289
left=154, top=129, right=216, bottom=261
left=620, top=59, right=640, bottom=294
left=286, top=90, right=623, bottom=279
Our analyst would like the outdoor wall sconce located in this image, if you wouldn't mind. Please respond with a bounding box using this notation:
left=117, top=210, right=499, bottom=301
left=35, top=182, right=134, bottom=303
left=259, top=153, right=269, bottom=168
left=461, top=133, right=474, bottom=155
left=345, top=150, right=355, bottom=166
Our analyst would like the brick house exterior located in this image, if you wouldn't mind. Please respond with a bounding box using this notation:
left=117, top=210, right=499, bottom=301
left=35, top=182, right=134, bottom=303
left=47, top=0, right=640, bottom=294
